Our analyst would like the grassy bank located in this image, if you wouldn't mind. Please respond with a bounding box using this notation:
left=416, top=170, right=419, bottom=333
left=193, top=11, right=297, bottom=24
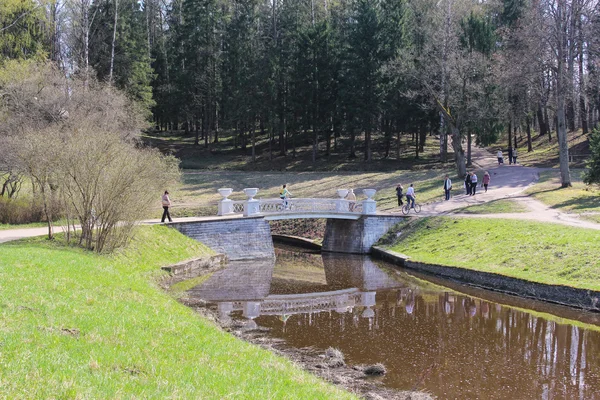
left=525, top=169, right=600, bottom=214
left=386, top=217, right=600, bottom=291
left=453, top=199, right=528, bottom=214
left=487, top=129, right=589, bottom=168
left=0, top=226, right=355, bottom=399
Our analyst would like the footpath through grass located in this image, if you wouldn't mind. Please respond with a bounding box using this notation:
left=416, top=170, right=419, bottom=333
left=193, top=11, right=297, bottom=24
left=386, top=217, right=600, bottom=291
left=525, top=169, right=600, bottom=214
left=0, top=226, right=355, bottom=399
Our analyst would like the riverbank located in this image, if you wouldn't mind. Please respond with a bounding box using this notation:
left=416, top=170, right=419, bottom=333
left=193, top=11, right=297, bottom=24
left=378, top=217, right=600, bottom=307
left=0, top=226, right=355, bottom=399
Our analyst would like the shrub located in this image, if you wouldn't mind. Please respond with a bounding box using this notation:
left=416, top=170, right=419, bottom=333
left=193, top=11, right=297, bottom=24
left=583, top=126, right=600, bottom=186
left=0, top=197, right=44, bottom=224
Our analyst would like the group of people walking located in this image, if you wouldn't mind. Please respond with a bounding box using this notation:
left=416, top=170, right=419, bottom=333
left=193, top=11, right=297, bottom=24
left=438, top=170, right=491, bottom=201
left=463, top=171, right=490, bottom=196
left=497, top=148, right=518, bottom=165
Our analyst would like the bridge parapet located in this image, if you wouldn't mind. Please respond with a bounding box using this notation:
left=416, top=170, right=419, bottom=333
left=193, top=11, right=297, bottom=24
left=217, top=188, right=376, bottom=217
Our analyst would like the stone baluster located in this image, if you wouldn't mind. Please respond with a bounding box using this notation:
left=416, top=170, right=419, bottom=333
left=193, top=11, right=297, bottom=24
left=243, top=188, right=260, bottom=217
left=217, top=188, right=234, bottom=216
left=362, top=189, right=377, bottom=214
left=335, top=189, right=349, bottom=213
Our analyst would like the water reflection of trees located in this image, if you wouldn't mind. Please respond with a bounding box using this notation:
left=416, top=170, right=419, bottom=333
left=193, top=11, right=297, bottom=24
left=254, top=289, right=600, bottom=399
left=190, top=249, right=600, bottom=399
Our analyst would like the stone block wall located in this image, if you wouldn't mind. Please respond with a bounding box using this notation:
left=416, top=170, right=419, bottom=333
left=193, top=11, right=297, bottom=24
left=170, top=217, right=275, bottom=260
left=161, top=254, right=227, bottom=286
left=322, top=216, right=404, bottom=254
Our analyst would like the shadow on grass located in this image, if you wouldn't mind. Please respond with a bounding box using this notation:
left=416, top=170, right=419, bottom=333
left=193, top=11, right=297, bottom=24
left=549, top=196, right=600, bottom=212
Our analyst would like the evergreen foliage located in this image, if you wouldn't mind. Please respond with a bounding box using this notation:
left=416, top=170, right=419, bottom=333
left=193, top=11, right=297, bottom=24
left=584, top=126, right=600, bottom=186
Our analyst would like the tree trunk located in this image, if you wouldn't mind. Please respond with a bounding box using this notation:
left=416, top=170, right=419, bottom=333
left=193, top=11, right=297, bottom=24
left=545, top=107, right=551, bottom=142
left=579, top=16, right=588, bottom=134
left=537, top=104, right=547, bottom=138
left=365, top=128, right=371, bottom=162
left=526, top=115, right=533, bottom=152
left=252, top=125, right=256, bottom=163
left=450, top=126, right=466, bottom=178
left=507, top=120, right=512, bottom=151
left=109, top=0, right=118, bottom=85
left=556, top=0, right=572, bottom=187
left=419, top=124, right=426, bottom=152
left=467, top=130, right=472, bottom=166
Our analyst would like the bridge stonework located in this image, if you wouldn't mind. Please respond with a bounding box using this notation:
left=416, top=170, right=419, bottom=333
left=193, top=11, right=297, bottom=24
left=322, top=215, right=403, bottom=254
left=170, top=217, right=275, bottom=261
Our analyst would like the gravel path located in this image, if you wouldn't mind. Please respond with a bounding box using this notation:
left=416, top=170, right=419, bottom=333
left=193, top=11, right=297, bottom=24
left=420, top=145, right=600, bottom=230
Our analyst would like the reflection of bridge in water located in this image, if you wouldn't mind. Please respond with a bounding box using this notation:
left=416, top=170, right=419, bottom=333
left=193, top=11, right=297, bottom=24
left=187, top=251, right=409, bottom=323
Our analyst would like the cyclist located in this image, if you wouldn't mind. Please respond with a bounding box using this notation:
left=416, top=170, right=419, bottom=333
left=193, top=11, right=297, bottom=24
left=406, top=183, right=415, bottom=209
left=279, top=184, right=292, bottom=210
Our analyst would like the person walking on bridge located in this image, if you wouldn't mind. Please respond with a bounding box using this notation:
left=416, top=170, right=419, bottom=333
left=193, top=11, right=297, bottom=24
left=346, top=188, right=357, bottom=211
left=161, top=190, right=173, bottom=222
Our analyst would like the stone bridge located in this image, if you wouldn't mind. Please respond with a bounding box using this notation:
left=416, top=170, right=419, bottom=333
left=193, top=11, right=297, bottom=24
left=170, top=187, right=404, bottom=260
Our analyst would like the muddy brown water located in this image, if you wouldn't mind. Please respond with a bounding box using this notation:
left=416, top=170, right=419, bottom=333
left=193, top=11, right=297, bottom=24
left=187, top=245, right=600, bottom=399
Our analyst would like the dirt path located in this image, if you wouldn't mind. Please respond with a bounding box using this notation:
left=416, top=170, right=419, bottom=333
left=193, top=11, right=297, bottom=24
left=419, top=146, right=600, bottom=230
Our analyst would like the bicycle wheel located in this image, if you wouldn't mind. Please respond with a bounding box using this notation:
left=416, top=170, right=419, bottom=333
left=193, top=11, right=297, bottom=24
left=401, top=204, right=409, bottom=215
left=414, top=204, right=422, bottom=213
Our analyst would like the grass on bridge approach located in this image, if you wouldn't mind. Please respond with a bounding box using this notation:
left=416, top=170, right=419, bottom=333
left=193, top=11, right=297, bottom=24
left=385, top=217, right=600, bottom=291
left=0, top=225, right=356, bottom=399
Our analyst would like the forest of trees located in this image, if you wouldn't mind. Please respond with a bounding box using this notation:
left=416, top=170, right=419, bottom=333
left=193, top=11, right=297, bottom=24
left=2, top=0, right=600, bottom=184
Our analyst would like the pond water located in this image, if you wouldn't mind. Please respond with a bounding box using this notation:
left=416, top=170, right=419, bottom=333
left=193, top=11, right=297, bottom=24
left=187, top=245, right=600, bottom=399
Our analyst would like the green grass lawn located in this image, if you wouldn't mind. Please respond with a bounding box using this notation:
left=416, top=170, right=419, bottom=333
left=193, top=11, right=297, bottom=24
left=0, top=226, right=355, bottom=399
left=386, top=217, right=600, bottom=291
left=525, top=169, right=600, bottom=213
left=487, top=129, right=590, bottom=168
left=0, top=221, right=48, bottom=230
left=453, top=199, right=528, bottom=214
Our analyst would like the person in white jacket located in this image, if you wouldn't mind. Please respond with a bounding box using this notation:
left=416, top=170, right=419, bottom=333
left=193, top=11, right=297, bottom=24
left=443, top=175, right=452, bottom=201
left=406, top=184, right=416, bottom=208
left=470, top=172, right=478, bottom=196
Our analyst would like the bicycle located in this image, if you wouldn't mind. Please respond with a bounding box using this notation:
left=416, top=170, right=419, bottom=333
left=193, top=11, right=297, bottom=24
left=401, top=202, right=421, bottom=215
left=277, top=197, right=294, bottom=212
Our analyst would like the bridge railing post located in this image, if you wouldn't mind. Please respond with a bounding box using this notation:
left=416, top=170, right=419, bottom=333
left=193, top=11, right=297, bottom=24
left=335, top=189, right=350, bottom=213
left=243, top=188, right=260, bottom=217
left=217, top=188, right=234, bottom=216
left=362, top=189, right=377, bottom=215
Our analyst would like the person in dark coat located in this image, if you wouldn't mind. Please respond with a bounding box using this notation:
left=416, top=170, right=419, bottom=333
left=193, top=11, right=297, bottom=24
left=507, top=147, right=513, bottom=165
left=396, top=184, right=404, bottom=206
left=464, top=173, right=472, bottom=195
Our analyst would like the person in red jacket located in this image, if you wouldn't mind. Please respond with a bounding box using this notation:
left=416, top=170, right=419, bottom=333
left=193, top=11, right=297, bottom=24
left=482, top=171, right=491, bottom=193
